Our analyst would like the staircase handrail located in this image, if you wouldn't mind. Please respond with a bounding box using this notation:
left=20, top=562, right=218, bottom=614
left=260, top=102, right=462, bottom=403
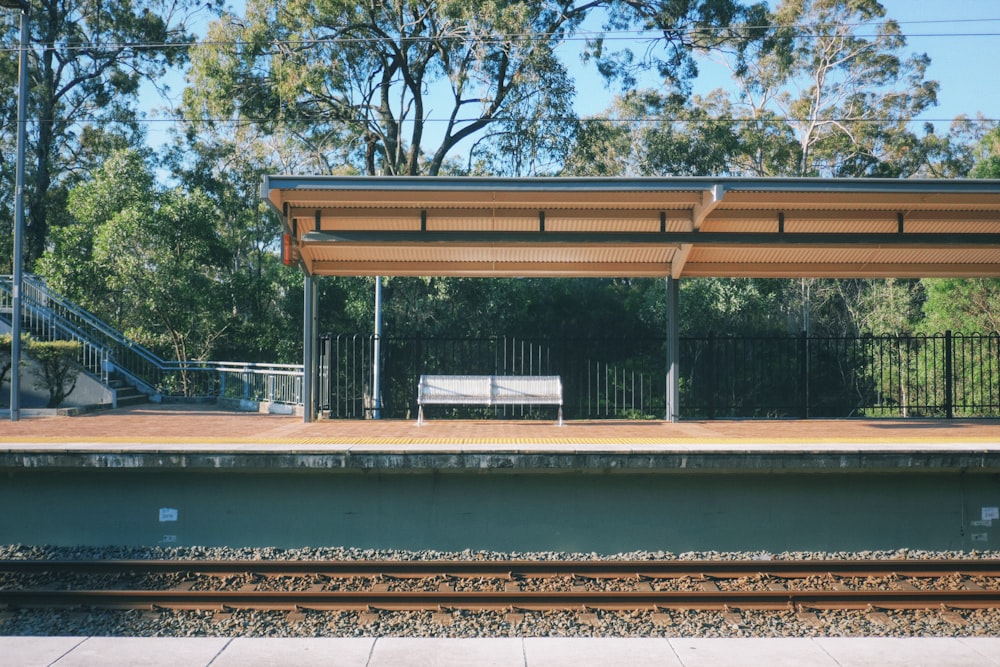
left=2, top=277, right=110, bottom=382
left=4, top=275, right=304, bottom=404
left=19, top=274, right=167, bottom=370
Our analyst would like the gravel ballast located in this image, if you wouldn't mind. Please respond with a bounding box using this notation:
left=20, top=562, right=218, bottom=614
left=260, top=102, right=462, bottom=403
left=2, top=545, right=999, bottom=638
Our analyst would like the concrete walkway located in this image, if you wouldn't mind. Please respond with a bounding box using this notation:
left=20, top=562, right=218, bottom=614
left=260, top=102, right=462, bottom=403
left=3, top=637, right=1000, bottom=666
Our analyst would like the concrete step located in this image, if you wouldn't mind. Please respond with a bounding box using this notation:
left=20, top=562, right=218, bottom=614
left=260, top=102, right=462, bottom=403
left=109, top=376, right=149, bottom=407
left=115, top=392, right=149, bottom=407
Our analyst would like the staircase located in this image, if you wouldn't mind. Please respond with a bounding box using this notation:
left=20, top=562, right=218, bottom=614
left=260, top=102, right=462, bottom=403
left=2, top=274, right=305, bottom=410
left=1, top=275, right=150, bottom=407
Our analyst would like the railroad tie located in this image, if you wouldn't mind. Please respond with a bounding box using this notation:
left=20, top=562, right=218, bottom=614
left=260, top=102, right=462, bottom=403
left=722, top=606, right=744, bottom=628
left=866, top=607, right=896, bottom=629
left=939, top=606, right=966, bottom=626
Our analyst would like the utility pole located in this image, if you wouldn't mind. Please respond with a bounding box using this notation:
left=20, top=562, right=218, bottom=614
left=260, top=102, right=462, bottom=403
left=2, top=0, right=29, bottom=421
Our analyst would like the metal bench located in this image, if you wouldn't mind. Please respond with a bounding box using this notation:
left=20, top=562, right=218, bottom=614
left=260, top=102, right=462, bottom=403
left=417, top=375, right=563, bottom=426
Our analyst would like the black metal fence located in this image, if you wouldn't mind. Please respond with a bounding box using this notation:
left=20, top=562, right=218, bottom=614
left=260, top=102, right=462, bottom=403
left=318, top=332, right=1000, bottom=420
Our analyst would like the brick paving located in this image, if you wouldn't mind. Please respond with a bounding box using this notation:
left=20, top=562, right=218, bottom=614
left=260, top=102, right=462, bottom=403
left=1, top=403, right=998, bottom=444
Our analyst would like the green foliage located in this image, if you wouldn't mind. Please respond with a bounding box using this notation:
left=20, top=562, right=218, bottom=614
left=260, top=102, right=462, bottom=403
left=920, top=279, right=1000, bottom=334
left=38, top=150, right=230, bottom=372
left=915, top=126, right=1000, bottom=337
left=571, top=0, right=942, bottom=179
left=163, top=117, right=307, bottom=363
left=25, top=339, right=81, bottom=408
left=1, top=333, right=31, bottom=391
left=327, top=277, right=667, bottom=341
left=1, top=333, right=17, bottom=389
left=7, top=0, right=1000, bottom=377
left=679, top=278, right=791, bottom=335
left=971, top=126, right=1000, bottom=179
left=0, top=0, right=212, bottom=268
left=563, top=90, right=747, bottom=177
left=184, top=0, right=761, bottom=177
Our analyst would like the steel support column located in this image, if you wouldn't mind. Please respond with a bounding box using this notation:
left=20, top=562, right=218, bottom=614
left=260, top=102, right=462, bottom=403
left=665, top=276, right=680, bottom=422
left=302, top=273, right=318, bottom=422
left=372, top=276, right=383, bottom=419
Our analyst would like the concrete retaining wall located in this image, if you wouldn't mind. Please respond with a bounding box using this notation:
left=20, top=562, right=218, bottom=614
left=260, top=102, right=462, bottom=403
left=2, top=467, right=998, bottom=552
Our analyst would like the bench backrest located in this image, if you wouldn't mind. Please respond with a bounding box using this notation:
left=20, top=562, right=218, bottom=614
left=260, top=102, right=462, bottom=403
left=490, top=376, right=562, bottom=404
left=418, top=375, right=562, bottom=406
left=418, top=375, right=492, bottom=405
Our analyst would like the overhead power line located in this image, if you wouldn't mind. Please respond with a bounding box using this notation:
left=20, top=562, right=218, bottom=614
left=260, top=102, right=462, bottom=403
left=12, top=114, right=998, bottom=127
left=2, top=17, right=1000, bottom=53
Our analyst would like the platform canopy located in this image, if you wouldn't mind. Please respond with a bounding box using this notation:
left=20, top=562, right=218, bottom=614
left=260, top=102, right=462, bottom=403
left=263, top=176, right=1000, bottom=279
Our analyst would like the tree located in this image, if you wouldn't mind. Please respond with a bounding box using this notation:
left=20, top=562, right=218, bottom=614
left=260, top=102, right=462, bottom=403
left=572, top=0, right=939, bottom=178
left=742, top=0, right=938, bottom=177
left=164, top=124, right=306, bottom=362
left=0, top=0, right=211, bottom=270
left=564, top=89, right=747, bottom=177
left=920, top=279, right=1000, bottom=334
left=567, top=1, right=959, bottom=345
left=184, top=0, right=763, bottom=177
left=180, top=0, right=765, bottom=357
left=37, top=150, right=230, bottom=385
left=918, top=124, right=1000, bottom=336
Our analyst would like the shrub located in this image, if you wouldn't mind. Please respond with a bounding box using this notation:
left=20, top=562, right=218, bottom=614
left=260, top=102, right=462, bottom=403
left=26, top=339, right=82, bottom=408
left=0, top=333, right=30, bottom=390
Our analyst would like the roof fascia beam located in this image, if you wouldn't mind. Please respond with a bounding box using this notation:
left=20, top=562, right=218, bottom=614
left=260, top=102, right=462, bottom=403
left=302, top=230, right=1000, bottom=248
left=307, top=260, right=672, bottom=278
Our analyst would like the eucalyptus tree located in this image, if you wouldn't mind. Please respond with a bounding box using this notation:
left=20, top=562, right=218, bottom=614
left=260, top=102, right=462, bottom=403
left=183, top=0, right=764, bottom=177
left=0, top=0, right=210, bottom=268
left=730, top=0, right=938, bottom=177
left=180, top=0, right=768, bottom=353
left=572, top=0, right=940, bottom=178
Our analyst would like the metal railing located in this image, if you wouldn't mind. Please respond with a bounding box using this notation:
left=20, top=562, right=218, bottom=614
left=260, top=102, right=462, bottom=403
left=319, top=332, right=1000, bottom=420
left=6, top=276, right=996, bottom=419
left=1, top=275, right=303, bottom=406
left=2, top=274, right=111, bottom=384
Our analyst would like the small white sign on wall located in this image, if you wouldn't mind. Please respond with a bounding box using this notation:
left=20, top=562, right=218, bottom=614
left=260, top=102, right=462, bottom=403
left=983, top=507, right=1000, bottom=521
left=159, top=507, right=179, bottom=522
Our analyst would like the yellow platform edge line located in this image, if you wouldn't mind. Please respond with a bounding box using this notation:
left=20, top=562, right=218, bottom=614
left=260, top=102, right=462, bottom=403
left=2, top=436, right=999, bottom=445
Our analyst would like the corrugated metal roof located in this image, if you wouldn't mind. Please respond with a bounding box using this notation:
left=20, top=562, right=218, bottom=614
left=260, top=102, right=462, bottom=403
left=264, top=176, right=1000, bottom=279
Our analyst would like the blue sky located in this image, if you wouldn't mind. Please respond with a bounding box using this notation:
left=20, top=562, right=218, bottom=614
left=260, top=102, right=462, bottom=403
left=568, top=0, right=1000, bottom=127
left=854, top=0, right=1000, bottom=125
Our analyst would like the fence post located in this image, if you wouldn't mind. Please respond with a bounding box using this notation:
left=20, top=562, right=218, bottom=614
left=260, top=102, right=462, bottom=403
left=945, top=330, right=954, bottom=419
left=707, top=332, right=715, bottom=420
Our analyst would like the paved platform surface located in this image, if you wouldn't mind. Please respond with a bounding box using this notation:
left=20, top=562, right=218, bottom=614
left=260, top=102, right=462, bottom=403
left=2, top=637, right=999, bottom=666
left=2, top=404, right=999, bottom=447
left=3, top=405, right=1000, bottom=475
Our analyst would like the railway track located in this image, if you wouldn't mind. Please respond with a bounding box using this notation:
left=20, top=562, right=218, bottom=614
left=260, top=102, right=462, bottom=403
left=2, top=559, right=999, bottom=613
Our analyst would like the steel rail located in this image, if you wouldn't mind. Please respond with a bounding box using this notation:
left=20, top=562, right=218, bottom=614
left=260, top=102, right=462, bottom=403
left=2, top=559, right=1000, bottom=579
left=1, top=589, right=999, bottom=612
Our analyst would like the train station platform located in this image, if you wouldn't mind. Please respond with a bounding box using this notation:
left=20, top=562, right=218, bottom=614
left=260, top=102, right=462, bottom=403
left=2, top=404, right=1000, bottom=553
left=3, top=636, right=1000, bottom=666
left=2, top=403, right=1000, bottom=474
